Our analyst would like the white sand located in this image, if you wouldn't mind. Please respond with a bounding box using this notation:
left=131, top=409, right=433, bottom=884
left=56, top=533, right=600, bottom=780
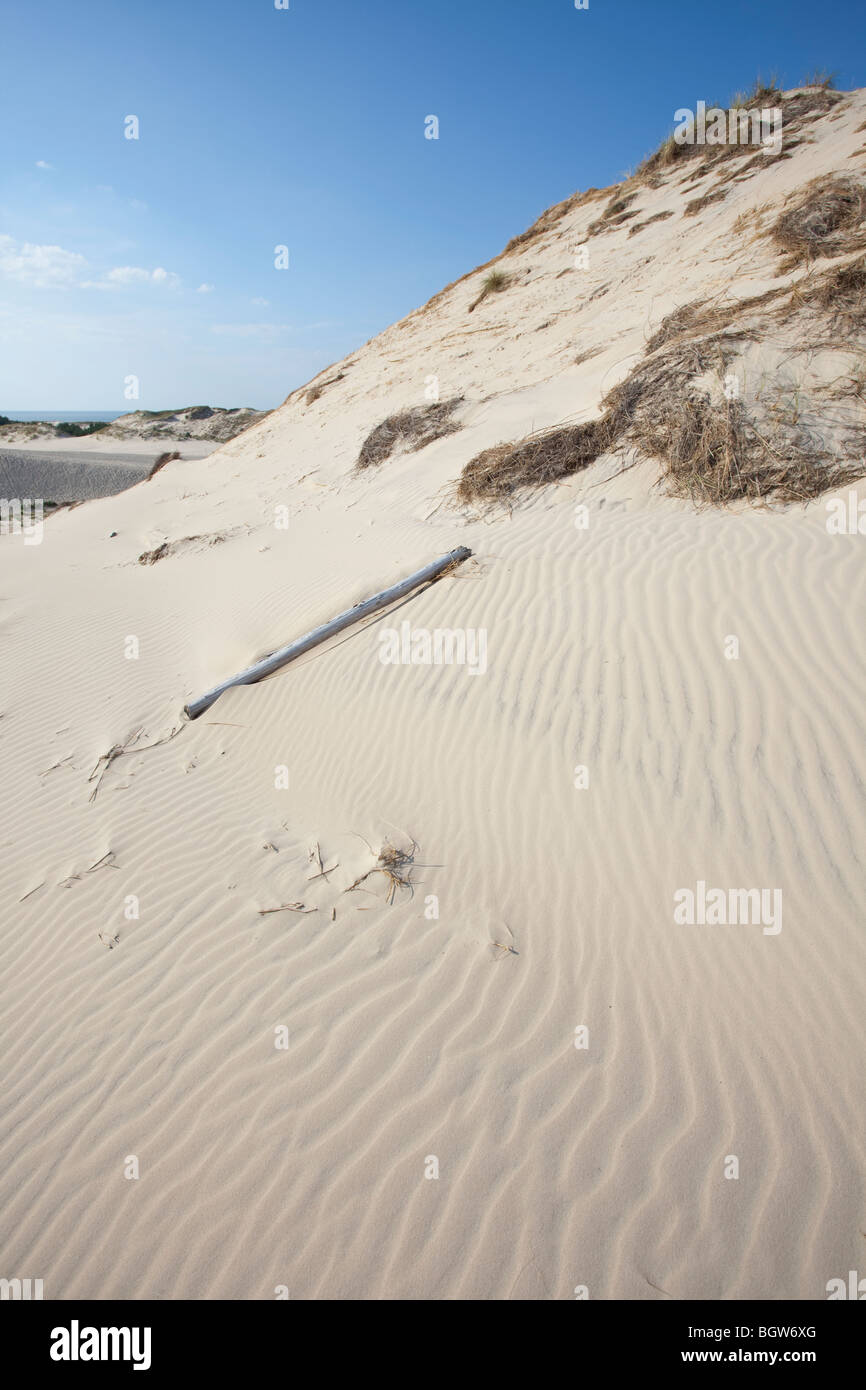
left=0, top=89, right=864, bottom=1300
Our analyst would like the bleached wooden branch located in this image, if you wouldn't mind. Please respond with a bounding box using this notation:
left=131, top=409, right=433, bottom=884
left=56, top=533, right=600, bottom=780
left=184, top=544, right=472, bottom=720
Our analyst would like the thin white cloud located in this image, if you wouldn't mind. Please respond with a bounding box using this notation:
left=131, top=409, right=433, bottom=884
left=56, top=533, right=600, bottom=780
left=196, top=283, right=214, bottom=294
left=251, top=296, right=270, bottom=307
left=35, top=160, right=54, bottom=170
left=0, top=234, right=86, bottom=288
left=107, top=265, right=179, bottom=286
left=82, top=265, right=182, bottom=290
left=0, top=234, right=182, bottom=293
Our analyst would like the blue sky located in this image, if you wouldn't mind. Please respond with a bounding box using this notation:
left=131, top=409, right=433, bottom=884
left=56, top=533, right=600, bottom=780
left=2, top=0, right=864, bottom=411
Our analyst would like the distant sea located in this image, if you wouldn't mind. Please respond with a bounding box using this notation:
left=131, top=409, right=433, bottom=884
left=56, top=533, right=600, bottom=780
left=0, top=410, right=126, bottom=423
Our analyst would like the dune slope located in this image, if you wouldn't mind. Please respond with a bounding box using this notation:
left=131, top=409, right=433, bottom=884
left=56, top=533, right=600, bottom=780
left=1, top=87, right=865, bottom=1300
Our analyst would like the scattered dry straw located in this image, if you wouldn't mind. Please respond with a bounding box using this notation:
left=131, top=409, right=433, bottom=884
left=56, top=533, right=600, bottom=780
left=345, top=838, right=417, bottom=905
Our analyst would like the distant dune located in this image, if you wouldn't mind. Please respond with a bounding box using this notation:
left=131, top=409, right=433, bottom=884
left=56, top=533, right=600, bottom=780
left=0, top=404, right=268, bottom=448
left=0, top=406, right=269, bottom=501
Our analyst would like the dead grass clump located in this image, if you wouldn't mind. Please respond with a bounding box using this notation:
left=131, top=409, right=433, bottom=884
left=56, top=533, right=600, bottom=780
left=644, top=301, right=735, bottom=353
left=781, top=85, right=842, bottom=125
left=635, top=394, right=758, bottom=503
left=586, top=190, right=639, bottom=236
left=356, top=397, right=463, bottom=469
left=503, top=191, right=585, bottom=253
left=457, top=307, right=864, bottom=510
left=139, top=542, right=170, bottom=565
left=146, top=450, right=180, bottom=480
left=138, top=533, right=226, bottom=564
left=638, top=132, right=691, bottom=177
left=645, top=286, right=789, bottom=355
left=771, top=175, right=866, bottom=267
left=683, top=189, right=727, bottom=217
left=345, top=838, right=417, bottom=904
left=799, top=254, right=866, bottom=332
left=630, top=391, right=862, bottom=504
left=605, top=337, right=865, bottom=505
left=305, top=370, right=345, bottom=405
left=456, top=418, right=615, bottom=504
left=628, top=210, right=674, bottom=236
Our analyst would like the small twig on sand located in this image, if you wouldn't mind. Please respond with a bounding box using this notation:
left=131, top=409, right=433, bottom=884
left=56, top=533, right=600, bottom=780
left=40, top=755, right=73, bottom=776
left=18, top=882, right=45, bottom=903
left=87, top=851, right=118, bottom=872
left=307, top=840, right=339, bottom=882
left=88, top=726, right=182, bottom=801
left=258, top=902, right=317, bottom=916
left=490, top=922, right=519, bottom=960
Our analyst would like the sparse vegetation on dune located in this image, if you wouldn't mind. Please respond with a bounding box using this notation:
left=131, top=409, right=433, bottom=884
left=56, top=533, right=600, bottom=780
left=797, top=254, right=866, bottom=332
left=771, top=175, right=866, bottom=268
left=356, top=398, right=464, bottom=470
left=456, top=259, right=866, bottom=510
left=636, top=74, right=842, bottom=181
left=468, top=269, right=512, bottom=312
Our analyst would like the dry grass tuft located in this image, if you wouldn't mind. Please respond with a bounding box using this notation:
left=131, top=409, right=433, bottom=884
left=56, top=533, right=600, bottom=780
left=586, top=190, right=639, bottom=236
left=645, top=301, right=733, bottom=353
left=606, top=331, right=865, bottom=505
left=628, top=210, right=674, bottom=236
left=636, top=77, right=841, bottom=181
left=345, top=838, right=418, bottom=905
left=625, top=390, right=812, bottom=505
left=138, top=533, right=226, bottom=564
left=457, top=292, right=865, bottom=510
left=683, top=189, right=727, bottom=217
left=146, top=451, right=181, bottom=480
left=305, top=370, right=345, bottom=406
left=798, top=254, right=866, bottom=332
left=502, top=190, right=591, bottom=253
left=356, top=397, right=463, bottom=469
left=771, top=175, right=866, bottom=267
left=455, top=418, right=615, bottom=504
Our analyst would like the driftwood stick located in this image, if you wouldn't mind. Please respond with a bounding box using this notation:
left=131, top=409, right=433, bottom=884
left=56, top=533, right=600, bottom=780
left=184, top=544, right=472, bottom=720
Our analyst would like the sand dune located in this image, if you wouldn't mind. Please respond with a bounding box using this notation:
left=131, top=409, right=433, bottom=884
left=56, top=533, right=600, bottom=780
left=1, top=86, right=864, bottom=1300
